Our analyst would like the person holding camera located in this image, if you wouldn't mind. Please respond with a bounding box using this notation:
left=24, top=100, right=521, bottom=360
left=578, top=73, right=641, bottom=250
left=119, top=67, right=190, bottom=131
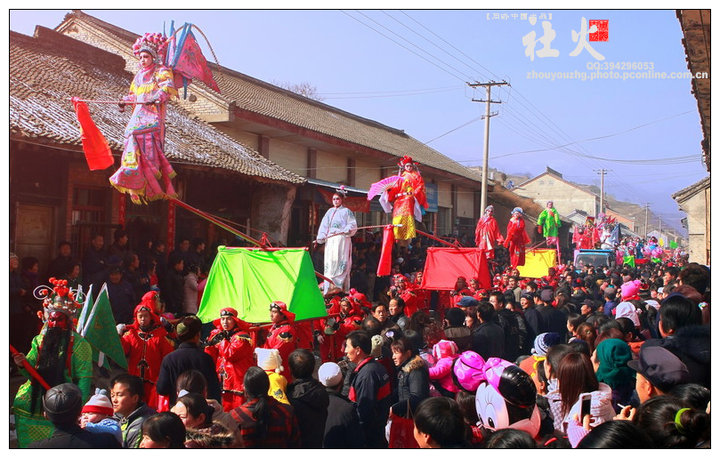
left=204, top=307, right=254, bottom=411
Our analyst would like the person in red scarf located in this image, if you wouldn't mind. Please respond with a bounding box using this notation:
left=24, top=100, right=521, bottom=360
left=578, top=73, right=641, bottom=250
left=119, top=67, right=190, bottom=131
left=475, top=205, right=504, bottom=259
left=504, top=207, right=531, bottom=269
left=120, top=291, right=175, bottom=408
left=204, top=307, right=253, bottom=411
left=263, top=301, right=298, bottom=381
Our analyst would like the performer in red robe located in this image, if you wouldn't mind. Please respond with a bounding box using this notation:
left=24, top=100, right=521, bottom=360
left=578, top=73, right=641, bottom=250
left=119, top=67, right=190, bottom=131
left=504, top=207, right=531, bottom=268
left=318, top=296, right=363, bottom=362
left=263, top=301, right=298, bottom=381
left=204, top=307, right=254, bottom=411
left=474, top=205, right=504, bottom=259
left=120, top=291, right=175, bottom=408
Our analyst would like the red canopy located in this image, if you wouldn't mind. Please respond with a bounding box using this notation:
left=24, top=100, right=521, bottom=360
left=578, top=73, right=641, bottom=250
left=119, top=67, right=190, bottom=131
left=419, top=247, right=492, bottom=290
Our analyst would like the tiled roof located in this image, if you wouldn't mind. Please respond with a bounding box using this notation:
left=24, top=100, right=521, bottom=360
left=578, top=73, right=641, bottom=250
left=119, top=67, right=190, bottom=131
left=9, top=27, right=305, bottom=185
left=672, top=175, right=710, bottom=202
left=677, top=10, right=710, bottom=172
left=60, top=10, right=482, bottom=185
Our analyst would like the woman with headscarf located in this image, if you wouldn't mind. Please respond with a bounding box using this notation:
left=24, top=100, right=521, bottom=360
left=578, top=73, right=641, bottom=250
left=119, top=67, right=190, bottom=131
left=591, top=338, right=635, bottom=413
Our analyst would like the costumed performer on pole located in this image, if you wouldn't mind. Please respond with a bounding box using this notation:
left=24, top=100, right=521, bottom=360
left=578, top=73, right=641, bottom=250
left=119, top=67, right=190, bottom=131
left=110, top=32, right=178, bottom=204
left=315, top=187, right=358, bottom=294
left=537, top=200, right=562, bottom=262
left=475, top=205, right=504, bottom=259
left=12, top=278, right=93, bottom=448
left=504, top=207, right=531, bottom=269
left=381, top=155, right=429, bottom=246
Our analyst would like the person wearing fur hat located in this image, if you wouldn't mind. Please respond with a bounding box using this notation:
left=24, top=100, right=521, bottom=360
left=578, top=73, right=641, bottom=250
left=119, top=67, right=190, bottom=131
left=475, top=205, right=504, bottom=259
left=316, top=188, right=358, bottom=294
left=12, top=278, right=94, bottom=448
left=254, top=348, right=289, bottom=404
left=80, top=388, right=122, bottom=445
left=27, top=383, right=120, bottom=449
left=204, top=307, right=254, bottom=411
left=110, top=32, right=178, bottom=204
left=119, top=291, right=175, bottom=408
left=263, top=301, right=299, bottom=381
left=504, top=207, right=531, bottom=268
left=382, top=155, right=429, bottom=244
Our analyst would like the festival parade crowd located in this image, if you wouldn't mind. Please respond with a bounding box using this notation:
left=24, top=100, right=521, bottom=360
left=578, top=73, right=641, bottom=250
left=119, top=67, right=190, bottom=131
left=8, top=188, right=711, bottom=449
left=8, top=31, right=710, bottom=450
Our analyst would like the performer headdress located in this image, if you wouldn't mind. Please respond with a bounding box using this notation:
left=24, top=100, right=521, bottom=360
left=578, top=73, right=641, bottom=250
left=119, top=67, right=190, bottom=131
left=270, top=300, right=296, bottom=323
left=34, top=277, right=84, bottom=320
left=334, top=185, right=347, bottom=197
left=398, top=155, right=416, bottom=167
left=132, top=32, right=168, bottom=62
left=512, top=207, right=524, bottom=215
left=485, top=205, right=494, bottom=213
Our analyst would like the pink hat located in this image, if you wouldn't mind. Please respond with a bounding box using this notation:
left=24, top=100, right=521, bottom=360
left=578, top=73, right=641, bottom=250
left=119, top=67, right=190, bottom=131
left=620, top=280, right=642, bottom=300
left=452, top=351, right=486, bottom=392
left=432, top=340, right=459, bottom=360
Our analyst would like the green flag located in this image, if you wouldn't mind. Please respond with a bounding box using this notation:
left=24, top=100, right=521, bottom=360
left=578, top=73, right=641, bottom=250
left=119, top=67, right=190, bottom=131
left=623, top=255, right=636, bottom=268
left=79, top=283, right=128, bottom=369
left=198, top=246, right=327, bottom=324
left=669, top=240, right=678, bottom=249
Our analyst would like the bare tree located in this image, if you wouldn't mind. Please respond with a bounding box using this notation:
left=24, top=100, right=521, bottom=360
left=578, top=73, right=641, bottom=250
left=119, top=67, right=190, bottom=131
left=272, top=80, right=324, bottom=101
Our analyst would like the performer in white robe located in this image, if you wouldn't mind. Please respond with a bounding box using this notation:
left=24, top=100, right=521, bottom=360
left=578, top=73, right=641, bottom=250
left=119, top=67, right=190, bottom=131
left=316, top=190, right=358, bottom=294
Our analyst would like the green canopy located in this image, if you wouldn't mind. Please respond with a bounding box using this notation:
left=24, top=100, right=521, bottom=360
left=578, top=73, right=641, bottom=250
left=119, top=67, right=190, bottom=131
left=197, top=246, right=327, bottom=324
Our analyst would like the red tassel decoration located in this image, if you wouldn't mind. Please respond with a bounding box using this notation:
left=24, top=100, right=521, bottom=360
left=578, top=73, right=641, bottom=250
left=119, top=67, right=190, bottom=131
left=377, top=224, right=395, bottom=277
left=71, top=97, right=114, bottom=171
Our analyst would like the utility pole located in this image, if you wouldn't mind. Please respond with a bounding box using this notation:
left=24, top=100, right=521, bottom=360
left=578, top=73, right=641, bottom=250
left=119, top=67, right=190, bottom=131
left=644, top=203, right=650, bottom=238
left=469, top=80, right=508, bottom=213
left=594, top=168, right=610, bottom=216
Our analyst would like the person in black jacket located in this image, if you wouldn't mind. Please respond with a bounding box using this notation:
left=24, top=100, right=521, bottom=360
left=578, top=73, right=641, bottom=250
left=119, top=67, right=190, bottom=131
left=318, top=362, right=365, bottom=448
left=29, top=383, right=120, bottom=449
left=389, top=336, right=430, bottom=417
left=536, top=287, right=568, bottom=340
left=471, top=302, right=505, bottom=360
left=345, top=330, right=391, bottom=448
left=286, top=348, right=329, bottom=448
left=162, top=255, right=185, bottom=315
left=156, top=316, right=222, bottom=407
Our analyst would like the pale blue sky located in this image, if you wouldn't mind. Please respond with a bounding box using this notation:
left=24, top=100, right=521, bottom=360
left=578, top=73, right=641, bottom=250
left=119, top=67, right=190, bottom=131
left=10, top=9, right=709, bottom=233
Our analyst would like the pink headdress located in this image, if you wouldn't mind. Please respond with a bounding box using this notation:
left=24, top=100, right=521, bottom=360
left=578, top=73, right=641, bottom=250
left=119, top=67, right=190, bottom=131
left=132, top=32, right=168, bottom=62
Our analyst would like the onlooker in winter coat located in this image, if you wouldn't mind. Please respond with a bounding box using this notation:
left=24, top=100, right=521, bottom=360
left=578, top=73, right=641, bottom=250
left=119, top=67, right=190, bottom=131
left=318, top=362, right=366, bottom=448
left=286, top=349, right=329, bottom=448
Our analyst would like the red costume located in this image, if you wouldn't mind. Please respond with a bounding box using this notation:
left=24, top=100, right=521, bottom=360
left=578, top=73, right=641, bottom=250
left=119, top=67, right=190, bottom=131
left=504, top=209, right=531, bottom=268
left=263, top=301, right=298, bottom=380
left=120, top=293, right=175, bottom=407
left=385, top=156, right=429, bottom=241
left=475, top=206, right=504, bottom=259
left=205, top=307, right=254, bottom=411
left=318, top=297, right=363, bottom=362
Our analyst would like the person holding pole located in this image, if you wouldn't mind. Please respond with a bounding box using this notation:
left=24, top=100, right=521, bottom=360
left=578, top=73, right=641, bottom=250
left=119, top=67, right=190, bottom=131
left=110, top=32, right=178, bottom=204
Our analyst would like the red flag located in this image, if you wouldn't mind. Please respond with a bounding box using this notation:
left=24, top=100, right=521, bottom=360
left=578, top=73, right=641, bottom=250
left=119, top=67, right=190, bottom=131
left=171, top=30, right=220, bottom=93
left=377, top=225, right=395, bottom=277
left=71, top=98, right=114, bottom=170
